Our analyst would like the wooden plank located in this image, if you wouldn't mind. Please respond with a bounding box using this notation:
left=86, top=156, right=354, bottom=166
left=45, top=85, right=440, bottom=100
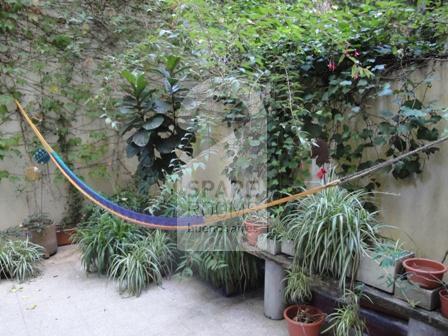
left=241, top=242, right=448, bottom=331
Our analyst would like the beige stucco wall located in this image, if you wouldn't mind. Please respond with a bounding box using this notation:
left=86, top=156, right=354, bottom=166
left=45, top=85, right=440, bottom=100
left=0, top=110, right=132, bottom=230
left=374, top=61, right=448, bottom=261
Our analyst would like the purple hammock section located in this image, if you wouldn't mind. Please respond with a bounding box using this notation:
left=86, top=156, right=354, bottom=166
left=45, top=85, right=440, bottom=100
left=51, top=152, right=205, bottom=228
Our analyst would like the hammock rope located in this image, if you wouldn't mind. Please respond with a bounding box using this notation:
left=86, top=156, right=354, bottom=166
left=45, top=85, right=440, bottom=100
left=16, top=100, right=448, bottom=230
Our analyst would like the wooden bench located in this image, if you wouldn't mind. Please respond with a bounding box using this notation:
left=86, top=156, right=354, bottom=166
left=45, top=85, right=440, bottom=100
left=241, top=242, right=448, bottom=335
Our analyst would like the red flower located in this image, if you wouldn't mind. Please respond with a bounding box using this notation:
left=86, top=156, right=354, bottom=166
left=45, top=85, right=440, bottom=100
left=354, top=49, right=360, bottom=57
left=327, top=60, right=336, bottom=72
left=316, top=167, right=327, bottom=180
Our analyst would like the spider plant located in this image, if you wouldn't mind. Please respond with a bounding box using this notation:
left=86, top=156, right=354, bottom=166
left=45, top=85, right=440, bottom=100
left=153, top=179, right=261, bottom=294
left=178, top=249, right=259, bottom=294
left=284, top=186, right=382, bottom=288
left=109, top=231, right=175, bottom=296
left=72, top=212, right=147, bottom=273
left=284, top=265, right=312, bottom=304
left=176, top=220, right=260, bottom=294
left=266, top=216, right=285, bottom=241
left=324, top=289, right=368, bottom=336
left=0, top=238, right=44, bottom=281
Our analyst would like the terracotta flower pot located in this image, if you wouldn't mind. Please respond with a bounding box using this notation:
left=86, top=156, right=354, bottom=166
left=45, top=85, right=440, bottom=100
left=29, top=224, right=57, bottom=258
left=283, top=305, right=325, bottom=336
left=403, top=258, right=447, bottom=289
left=56, top=228, right=76, bottom=246
left=244, top=220, right=267, bottom=246
left=440, top=289, right=448, bottom=318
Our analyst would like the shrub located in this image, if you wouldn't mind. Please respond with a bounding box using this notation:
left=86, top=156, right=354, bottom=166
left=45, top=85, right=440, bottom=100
left=284, top=265, right=312, bottom=304
left=73, top=211, right=175, bottom=296
left=325, top=289, right=368, bottom=336
left=110, top=232, right=175, bottom=296
left=285, top=186, right=381, bottom=288
left=0, top=238, right=44, bottom=281
left=73, top=213, right=147, bottom=273
left=151, top=178, right=261, bottom=295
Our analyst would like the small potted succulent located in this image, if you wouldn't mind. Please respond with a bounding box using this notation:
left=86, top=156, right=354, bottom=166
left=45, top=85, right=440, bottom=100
left=244, top=213, right=268, bottom=246
left=22, top=213, right=57, bottom=258
left=256, top=218, right=284, bottom=255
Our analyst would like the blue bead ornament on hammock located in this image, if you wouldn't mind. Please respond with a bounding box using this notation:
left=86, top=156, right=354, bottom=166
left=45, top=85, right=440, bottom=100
left=33, top=148, right=51, bottom=164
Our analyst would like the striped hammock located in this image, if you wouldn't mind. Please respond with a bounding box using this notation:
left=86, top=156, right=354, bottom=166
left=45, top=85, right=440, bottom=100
left=17, top=100, right=445, bottom=230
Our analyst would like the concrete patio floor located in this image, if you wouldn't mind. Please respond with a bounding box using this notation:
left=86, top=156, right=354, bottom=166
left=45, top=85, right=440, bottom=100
left=0, top=245, right=286, bottom=336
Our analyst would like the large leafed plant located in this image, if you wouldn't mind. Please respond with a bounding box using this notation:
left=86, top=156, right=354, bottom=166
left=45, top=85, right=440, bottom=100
left=118, top=56, right=195, bottom=192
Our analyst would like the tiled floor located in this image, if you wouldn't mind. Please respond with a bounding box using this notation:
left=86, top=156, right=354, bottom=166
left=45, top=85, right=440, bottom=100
left=0, top=245, right=286, bottom=336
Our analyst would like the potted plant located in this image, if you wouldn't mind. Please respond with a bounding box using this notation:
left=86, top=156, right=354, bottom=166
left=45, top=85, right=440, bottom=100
left=56, top=226, right=77, bottom=246
left=282, top=185, right=380, bottom=336
left=22, top=213, right=57, bottom=258
left=283, top=266, right=325, bottom=335
left=257, top=218, right=284, bottom=255
left=279, top=212, right=295, bottom=256
left=285, top=186, right=382, bottom=288
left=281, top=235, right=296, bottom=257
left=284, top=305, right=325, bottom=336
left=402, top=258, right=447, bottom=289
left=244, top=213, right=268, bottom=246
left=356, top=241, right=414, bottom=293
left=324, top=289, right=367, bottom=336
left=284, top=265, right=312, bottom=304
left=440, top=283, right=448, bottom=318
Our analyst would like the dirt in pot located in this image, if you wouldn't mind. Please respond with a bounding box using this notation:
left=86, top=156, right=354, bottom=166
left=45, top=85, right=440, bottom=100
left=293, top=307, right=323, bottom=324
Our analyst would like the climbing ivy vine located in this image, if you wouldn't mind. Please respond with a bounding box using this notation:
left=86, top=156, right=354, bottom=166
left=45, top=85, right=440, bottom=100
left=0, top=0, right=165, bottom=225
left=158, top=0, right=448, bottom=193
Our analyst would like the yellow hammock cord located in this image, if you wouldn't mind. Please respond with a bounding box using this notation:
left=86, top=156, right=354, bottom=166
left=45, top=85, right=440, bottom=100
left=16, top=100, right=448, bottom=227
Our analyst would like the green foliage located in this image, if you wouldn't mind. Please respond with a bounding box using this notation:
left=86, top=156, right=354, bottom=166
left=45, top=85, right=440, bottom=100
left=118, top=58, right=195, bottom=192
left=80, top=188, right=148, bottom=224
left=150, top=172, right=261, bottom=294
left=284, top=185, right=381, bottom=288
left=284, top=265, right=312, bottom=304
left=178, top=249, right=260, bottom=295
left=371, top=240, right=409, bottom=269
left=0, top=134, right=20, bottom=182
left=0, top=0, right=32, bottom=33
left=1, top=0, right=162, bottom=225
left=325, top=289, right=368, bottom=336
left=109, top=232, right=175, bottom=296
left=21, top=213, right=53, bottom=233
left=266, top=216, right=286, bottom=241
left=72, top=212, right=147, bottom=273
left=73, top=211, right=175, bottom=296
left=255, top=1, right=447, bottom=188
left=0, top=237, right=44, bottom=281
left=165, top=0, right=448, bottom=192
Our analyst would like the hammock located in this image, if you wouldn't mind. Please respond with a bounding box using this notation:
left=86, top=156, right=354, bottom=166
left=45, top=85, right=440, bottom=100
left=15, top=100, right=448, bottom=230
